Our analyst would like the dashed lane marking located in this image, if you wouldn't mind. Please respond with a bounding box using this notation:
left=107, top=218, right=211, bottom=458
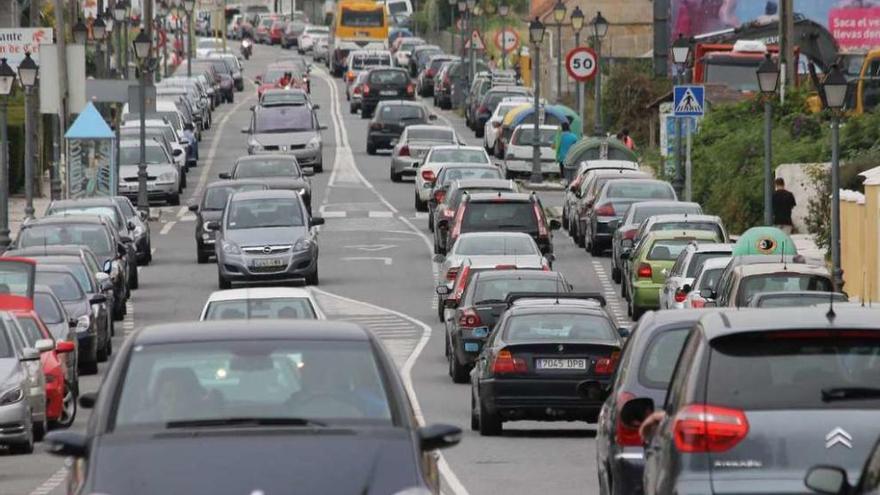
left=27, top=467, right=67, bottom=495
left=159, top=221, right=176, bottom=235
left=591, top=260, right=628, bottom=324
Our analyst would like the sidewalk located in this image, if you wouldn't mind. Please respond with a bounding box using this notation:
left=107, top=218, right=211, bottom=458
left=9, top=178, right=51, bottom=240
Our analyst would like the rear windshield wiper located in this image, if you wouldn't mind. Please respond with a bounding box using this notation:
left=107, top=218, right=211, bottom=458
left=166, top=417, right=327, bottom=428
left=821, top=387, right=880, bottom=402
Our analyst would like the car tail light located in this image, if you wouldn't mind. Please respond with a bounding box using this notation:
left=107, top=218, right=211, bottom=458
left=422, top=169, right=436, bottom=183
left=690, top=297, right=705, bottom=308
left=673, top=404, right=749, bottom=453
left=370, top=122, right=382, bottom=130
left=595, top=203, right=615, bottom=216
left=615, top=391, right=643, bottom=446
left=445, top=266, right=459, bottom=281
left=363, top=85, right=371, bottom=95
left=399, top=145, right=410, bottom=156
left=494, top=264, right=516, bottom=270
left=353, top=86, right=362, bottom=95
left=623, top=229, right=637, bottom=240
left=452, top=265, right=470, bottom=300
left=637, top=263, right=653, bottom=279
left=407, top=83, right=415, bottom=95
left=674, top=289, right=688, bottom=303
left=426, top=68, right=435, bottom=77
left=433, top=189, right=446, bottom=203
left=594, top=351, right=620, bottom=375
left=458, top=308, right=483, bottom=328
left=534, top=202, right=549, bottom=237
left=451, top=204, right=466, bottom=241
left=492, top=349, right=528, bottom=374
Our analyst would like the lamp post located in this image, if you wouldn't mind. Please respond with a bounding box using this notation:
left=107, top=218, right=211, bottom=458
left=756, top=53, right=780, bottom=226
left=822, top=64, right=848, bottom=292
left=93, top=15, right=108, bottom=78
left=0, top=59, right=14, bottom=250
left=552, top=0, right=566, bottom=103
left=18, top=53, right=38, bottom=220
left=498, top=1, right=509, bottom=70
left=466, top=0, right=475, bottom=92
left=457, top=1, right=465, bottom=58
left=183, top=0, right=195, bottom=78
left=73, top=18, right=89, bottom=45
left=529, top=17, right=546, bottom=184
left=114, top=0, right=130, bottom=78
left=133, top=28, right=152, bottom=215
left=670, top=34, right=691, bottom=198
left=589, top=11, right=608, bottom=136
left=571, top=6, right=584, bottom=117
left=447, top=0, right=456, bottom=53
left=158, top=2, right=169, bottom=78
left=103, top=9, right=114, bottom=77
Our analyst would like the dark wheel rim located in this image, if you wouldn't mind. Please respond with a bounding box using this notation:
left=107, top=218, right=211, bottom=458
left=59, top=386, right=76, bottom=426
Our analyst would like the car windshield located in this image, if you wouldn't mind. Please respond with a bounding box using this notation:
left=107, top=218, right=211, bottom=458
left=685, top=252, right=729, bottom=278
left=0, top=325, right=13, bottom=358
left=651, top=221, right=723, bottom=239
left=203, top=185, right=266, bottom=210
left=739, top=274, right=833, bottom=306
left=49, top=206, right=120, bottom=227
left=120, top=145, right=168, bottom=165
left=34, top=292, right=64, bottom=326
left=235, top=159, right=301, bottom=178
left=115, top=198, right=137, bottom=218
left=504, top=314, right=615, bottom=341
left=647, top=240, right=692, bottom=261
left=440, top=167, right=500, bottom=183
left=34, top=259, right=92, bottom=292
left=254, top=107, right=313, bottom=133
left=708, top=330, right=880, bottom=409
left=0, top=263, right=32, bottom=297
left=261, top=92, right=308, bottom=106
left=378, top=104, right=424, bottom=121
left=474, top=277, right=564, bottom=303
left=633, top=205, right=702, bottom=224
left=19, top=224, right=112, bottom=257
left=454, top=236, right=537, bottom=256
left=607, top=181, right=675, bottom=199
left=204, top=298, right=317, bottom=320
left=639, top=327, right=689, bottom=389
left=428, top=149, right=488, bottom=164
left=512, top=128, right=557, bottom=147
left=262, top=69, right=287, bottom=84
left=462, top=202, right=537, bottom=232
left=35, top=271, right=84, bottom=302
left=696, top=267, right=724, bottom=290
left=369, top=70, right=407, bottom=85
left=226, top=198, right=304, bottom=229
left=113, top=339, right=392, bottom=427
left=485, top=91, right=530, bottom=107
left=341, top=8, right=384, bottom=26
left=407, top=128, right=454, bottom=142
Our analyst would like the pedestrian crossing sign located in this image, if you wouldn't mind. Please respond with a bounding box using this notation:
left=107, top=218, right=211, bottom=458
left=673, top=85, right=705, bottom=117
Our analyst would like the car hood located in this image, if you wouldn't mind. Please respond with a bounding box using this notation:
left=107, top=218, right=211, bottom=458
left=119, top=163, right=177, bottom=180
left=224, top=226, right=308, bottom=247
left=0, top=359, right=21, bottom=387
left=88, top=428, right=422, bottom=494
left=252, top=131, right=318, bottom=146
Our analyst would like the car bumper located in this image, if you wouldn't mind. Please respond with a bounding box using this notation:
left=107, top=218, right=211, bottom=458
left=632, top=282, right=662, bottom=309
left=391, top=156, right=420, bottom=175
left=451, top=330, right=488, bottom=366
left=594, top=216, right=622, bottom=240
left=119, top=181, right=177, bottom=197
left=367, top=131, right=401, bottom=149
left=479, top=378, right=607, bottom=421
left=609, top=449, right=646, bottom=494
left=292, top=148, right=322, bottom=168
left=0, top=400, right=30, bottom=444
left=218, top=248, right=318, bottom=284
left=505, top=159, right=558, bottom=174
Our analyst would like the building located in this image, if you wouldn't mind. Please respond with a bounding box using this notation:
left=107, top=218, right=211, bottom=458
left=0, top=1, right=23, bottom=28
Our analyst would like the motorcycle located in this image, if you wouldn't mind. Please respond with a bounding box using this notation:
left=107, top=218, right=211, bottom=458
left=240, top=38, right=253, bottom=60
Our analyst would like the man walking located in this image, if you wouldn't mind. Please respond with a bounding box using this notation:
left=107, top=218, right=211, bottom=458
left=772, top=177, right=796, bottom=233
left=556, top=121, right=579, bottom=183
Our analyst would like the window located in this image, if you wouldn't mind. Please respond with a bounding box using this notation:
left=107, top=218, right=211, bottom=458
left=387, top=1, right=408, bottom=14
left=663, top=328, right=701, bottom=412
left=261, top=92, right=309, bottom=106
left=120, top=145, right=169, bottom=165
left=203, top=185, right=266, bottom=210
left=428, top=149, right=488, bottom=164
left=633, top=204, right=702, bottom=224
left=407, top=128, right=455, bottom=142
left=352, top=54, right=391, bottom=69
left=0, top=262, right=33, bottom=297
left=19, top=224, right=113, bottom=258
left=340, top=8, right=384, bottom=27
left=473, top=277, right=564, bottom=304
left=369, top=70, right=408, bottom=85
left=49, top=206, right=121, bottom=229
left=378, top=104, right=424, bottom=121
left=503, top=314, right=615, bottom=342
left=461, top=202, right=537, bottom=233
left=439, top=167, right=500, bottom=183
left=647, top=240, right=693, bottom=261
left=512, top=128, right=558, bottom=147
left=651, top=221, right=724, bottom=240
left=639, top=327, right=690, bottom=389
left=605, top=181, right=675, bottom=200
left=454, top=235, right=538, bottom=256
left=254, top=107, right=314, bottom=133
left=695, top=267, right=724, bottom=291
left=15, top=317, right=44, bottom=346
left=35, top=272, right=84, bottom=302
left=204, top=298, right=317, bottom=320
left=755, top=293, right=847, bottom=308
left=235, top=159, right=301, bottom=179
left=34, top=292, right=64, bottom=326
left=226, top=198, right=304, bottom=229
left=685, top=252, right=730, bottom=278
left=737, top=274, right=833, bottom=307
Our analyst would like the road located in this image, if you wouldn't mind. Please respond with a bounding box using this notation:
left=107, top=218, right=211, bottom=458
left=0, top=43, right=628, bottom=495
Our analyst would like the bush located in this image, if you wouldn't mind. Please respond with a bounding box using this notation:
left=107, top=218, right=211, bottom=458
left=602, top=61, right=670, bottom=146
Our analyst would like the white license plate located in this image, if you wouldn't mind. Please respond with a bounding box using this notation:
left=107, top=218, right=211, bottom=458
left=251, top=258, right=285, bottom=268
left=414, top=150, right=426, bottom=157
left=380, top=90, right=398, bottom=96
left=536, top=358, right=587, bottom=370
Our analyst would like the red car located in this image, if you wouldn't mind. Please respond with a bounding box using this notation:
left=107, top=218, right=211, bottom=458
left=269, top=20, right=285, bottom=45
left=256, top=64, right=307, bottom=98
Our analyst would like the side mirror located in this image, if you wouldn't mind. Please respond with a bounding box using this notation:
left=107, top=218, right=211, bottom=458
left=617, top=327, right=631, bottom=338
left=44, top=431, right=89, bottom=458
left=204, top=221, right=220, bottom=232
left=138, top=210, right=148, bottom=222
left=20, top=347, right=40, bottom=361
left=68, top=318, right=77, bottom=329
left=55, top=340, right=75, bottom=354
left=435, top=285, right=450, bottom=296
left=218, top=172, right=231, bottom=179
left=188, top=203, right=199, bottom=212
left=804, top=466, right=849, bottom=495
left=619, top=397, right=655, bottom=428
left=549, top=219, right=561, bottom=231
left=89, top=294, right=108, bottom=305
left=117, top=243, right=127, bottom=257
left=682, top=284, right=692, bottom=294
left=173, top=148, right=184, bottom=157
left=575, top=380, right=609, bottom=401
left=35, top=339, right=55, bottom=353
left=79, top=392, right=97, bottom=409
left=127, top=220, right=136, bottom=231
left=309, top=217, right=325, bottom=227
left=418, top=423, right=462, bottom=451
left=102, top=259, right=112, bottom=274
left=544, top=253, right=555, bottom=263
left=620, top=249, right=631, bottom=260
left=432, top=254, right=445, bottom=263
left=96, top=272, right=112, bottom=291
left=429, top=114, right=438, bottom=120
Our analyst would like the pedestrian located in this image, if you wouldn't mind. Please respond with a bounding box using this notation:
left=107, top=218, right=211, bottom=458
left=556, top=121, right=579, bottom=183
left=772, top=177, right=797, bottom=234
left=488, top=55, right=497, bottom=71
left=619, top=128, right=635, bottom=150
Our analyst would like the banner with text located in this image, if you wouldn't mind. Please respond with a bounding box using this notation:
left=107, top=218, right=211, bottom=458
left=0, top=28, right=54, bottom=68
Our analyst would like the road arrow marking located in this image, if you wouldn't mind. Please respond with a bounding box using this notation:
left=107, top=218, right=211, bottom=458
left=344, top=244, right=397, bottom=252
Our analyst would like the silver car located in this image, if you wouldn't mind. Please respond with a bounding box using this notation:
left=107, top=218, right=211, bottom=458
left=211, top=189, right=325, bottom=288
left=0, top=311, right=51, bottom=454
left=391, top=124, right=456, bottom=182
left=245, top=103, right=326, bottom=172
left=117, top=139, right=182, bottom=205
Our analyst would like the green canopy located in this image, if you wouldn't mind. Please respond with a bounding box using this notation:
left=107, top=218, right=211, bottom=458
left=547, top=104, right=583, bottom=136
left=731, top=227, right=798, bottom=256
left=562, top=136, right=639, bottom=167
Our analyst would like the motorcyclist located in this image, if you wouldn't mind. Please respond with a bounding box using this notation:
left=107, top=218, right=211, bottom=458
left=277, top=71, right=293, bottom=88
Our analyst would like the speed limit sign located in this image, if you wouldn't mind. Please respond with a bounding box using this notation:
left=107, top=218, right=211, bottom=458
left=565, top=47, right=598, bottom=82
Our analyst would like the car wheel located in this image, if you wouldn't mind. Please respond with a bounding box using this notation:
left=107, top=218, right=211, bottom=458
left=576, top=225, right=586, bottom=248
left=129, top=266, right=139, bottom=290
left=631, top=302, right=644, bottom=321
left=112, top=298, right=124, bottom=321
left=180, top=171, right=188, bottom=190
left=367, top=141, right=377, bottom=155
left=80, top=358, right=98, bottom=375
left=478, top=398, right=502, bottom=436
left=196, top=246, right=210, bottom=264
left=611, top=266, right=622, bottom=284
left=168, top=193, right=181, bottom=206
left=590, top=237, right=603, bottom=256
left=51, top=383, right=77, bottom=429
left=314, top=162, right=323, bottom=173
left=428, top=212, right=434, bottom=232
left=350, top=103, right=357, bottom=114
left=562, top=210, right=569, bottom=230
left=448, top=348, right=469, bottom=384
left=505, top=169, right=515, bottom=180
left=475, top=126, right=484, bottom=138
left=32, top=416, right=47, bottom=441
left=437, top=296, right=445, bottom=322
left=621, top=278, right=629, bottom=301
left=470, top=392, right=480, bottom=431
left=390, top=169, right=401, bottom=182
left=218, top=271, right=231, bottom=290
left=414, top=192, right=427, bottom=212
left=305, top=265, right=319, bottom=285
left=96, top=338, right=108, bottom=362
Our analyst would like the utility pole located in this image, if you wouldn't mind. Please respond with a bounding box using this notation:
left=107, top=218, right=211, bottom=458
left=52, top=0, right=68, bottom=200
left=29, top=0, right=40, bottom=203
left=779, top=0, right=795, bottom=94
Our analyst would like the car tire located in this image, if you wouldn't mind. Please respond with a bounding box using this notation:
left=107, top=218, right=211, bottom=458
left=96, top=339, right=108, bottom=362
left=470, top=393, right=480, bottom=431
left=631, top=301, right=644, bottom=321
left=218, top=271, right=231, bottom=290
left=478, top=399, right=502, bottom=436
left=32, top=417, right=47, bottom=441
left=437, top=296, right=445, bottom=322
left=590, top=236, right=603, bottom=256
left=113, top=298, right=124, bottom=321
left=168, top=193, right=181, bottom=206
left=475, top=126, right=484, bottom=138
left=305, top=265, right=319, bottom=285
left=350, top=103, right=357, bottom=114
left=51, top=383, right=77, bottom=429
left=390, top=169, right=401, bottom=182
left=448, top=348, right=469, bottom=384
left=314, top=163, right=323, bottom=173
left=196, top=246, right=210, bottom=264
left=428, top=213, right=434, bottom=232
left=367, top=141, right=377, bottom=155
left=414, top=192, right=427, bottom=212
left=180, top=171, right=188, bottom=190
left=611, top=266, right=622, bottom=284
left=81, top=358, right=98, bottom=375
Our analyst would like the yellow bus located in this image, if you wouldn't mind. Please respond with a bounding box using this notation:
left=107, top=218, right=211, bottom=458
left=329, top=0, right=389, bottom=76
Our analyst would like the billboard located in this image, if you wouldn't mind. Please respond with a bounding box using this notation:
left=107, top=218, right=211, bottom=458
left=0, top=28, right=54, bottom=69
left=671, top=0, right=880, bottom=52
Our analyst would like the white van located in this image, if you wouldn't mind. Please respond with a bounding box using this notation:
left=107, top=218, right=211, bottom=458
left=385, top=0, right=413, bottom=17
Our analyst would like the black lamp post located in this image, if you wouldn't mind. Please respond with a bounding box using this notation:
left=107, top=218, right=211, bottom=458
left=447, top=0, right=456, bottom=54
left=133, top=28, right=153, bottom=214
left=571, top=6, right=584, bottom=116
left=756, top=53, right=780, bottom=226
left=589, top=11, right=608, bottom=136
left=529, top=17, right=546, bottom=184
left=183, top=0, right=195, bottom=78
left=457, top=1, right=466, bottom=58
left=115, top=0, right=131, bottom=78
left=499, top=1, right=510, bottom=69
left=670, top=33, right=692, bottom=197
left=0, top=58, right=14, bottom=249
left=822, top=64, right=848, bottom=292
left=18, top=53, right=38, bottom=220
left=552, top=0, right=566, bottom=103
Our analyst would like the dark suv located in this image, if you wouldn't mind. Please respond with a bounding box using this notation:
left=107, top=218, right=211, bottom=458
left=360, top=68, right=414, bottom=118
left=366, top=101, right=431, bottom=153
left=448, top=192, right=560, bottom=256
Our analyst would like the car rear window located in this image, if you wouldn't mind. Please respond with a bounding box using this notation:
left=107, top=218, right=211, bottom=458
left=633, top=204, right=702, bottom=224
left=352, top=55, right=391, bottom=69
left=35, top=271, right=84, bottom=302
left=738, top=274, right=833, bottom=306
left=512, top=128, right=557, bottom=146
left=204, top=298, right=317, bottom=320
left=429, top=149, right=488, bottom=164
left=504, top=314, right=615, bottom=341
left=606, top=181, right=675, bottom=200
left=235, top=159, right=301, bottom=179
left=651, top=221, right=724, bottom=239
left=708, top=331, right=880, bottom=409
left=454, top=235, right=537, bottom=256
left=49, top=206, right=121, bottom=228
left=686, top=252, right=730, bottom=278
left=695, top=267, right=724, bottom=290
left=639, top=327, right=690, bottom=389
left=755, top=293, right=847, bottom=308
left=378, top=104, right=424, bottom=121
left=439, top=167, right=500, bottom=183
left=474, top=277, right=563, bottom=304
left=254, top=107, right=313, bottom=132
left=203, top=184, right=267, bottom=210
left=408, top=128, right=454, bottom=142
left=647, top=240, right=692, bottom=261
left=485, top=91, right=529, bottom=107
left=462, top=202, right=537, bottom=232
left=34, top=292, right=64, bottom=325
left=369, top=70, right=407, bottom=85
left=19, top=224, right=112, bottom=258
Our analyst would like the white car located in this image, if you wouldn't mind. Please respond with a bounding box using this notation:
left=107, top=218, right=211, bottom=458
left=394, top=38, right=425, bottom=68
left=298, top=26, right=329, bottom=53
left=313, top=36, right=330, bottom=62
left=683, top=256, right=731, bottom=308
left=502, top=124, right=560, bottom=179
left=482, top=99, right=530, bottom=156
left=196, top=37, right=226, bottom=58
left=391, top=124, right=455, bottom=186
left=414, top=145, right=491, bottom=208
left=199, top=287, right=325, bottom=320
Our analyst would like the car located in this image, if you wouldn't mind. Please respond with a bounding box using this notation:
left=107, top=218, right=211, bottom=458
left=117, top=139, right=182, bottom=205
left=344, top=50, right=393, bottom=89
left=413, top=145, right=491, bottom=209
left=219, top=155, right=313, bottom=210
left=483, top=99, right=530, bottom=156
left=119, top=120, right=189, bottom=172
left=195, top=58, right=236, bottom=103
left=253, top=16, right=276, bottom=43
left=390, top=125, right=453, bottom=185
left=621, top=230, right=720, bottom=320
left=434, top=59, right=491, bottom=110
left=569, top=169, right=651, bottom=246
left=297, top=25, right=329, bottom=53
left=432, top=60, right=457, bottom=109
left=448, top=191, right=560, bottom=256
left=805, top=436, right=880, bottom=495
left=211, top=190, right=324, bottom=288
left=199, top=287, right=325, bottom=320
left=464, top=74, right=492, bottom=131
left=596, top=309, right=710, bottom=495
left=410, top=44, right=443, bottom=78
left=563, top=161, right=640, bottom=232
left=255, top=64, right=308, bottom=98
left=432, top=179, right=519, bottom=255
left=631, top=213, right=729, bottom=250
left=437, top=232, right=549, bottom=295
left=471, top=294, right=623, bottom=435
left=625, top=307, right=880, bottom=495
left=682, top=256, right=731, bottom=308
left=244, top=104, right=326, bottom=172
left=394, top=37, right=424, bottom=67
left=584, top=179, right=678, bottom=256
left=501, top=124, right=560, bottom=179
left=360, top=68, right=415, bottom=118
left=189, top=180, right=269, bottom=263
left=32, top=284, right=76, bottom=363
left=366, top=100, right=433, bottom=155
left=443, top=269, right=572, bottom=382
left=259, top=87, right=312, bottom=108
left=471, top=85, right=533, bottom=137
left=208, top=53, right=245, bottom=92
left=0, top=310, right=50, bottom=453
left=747, top=290, right=849, bottom=307
left=312, top=36, right=330, bottom=62
left=281, top=19, right=305, bottom=48
left=709, top=260, right=834, bottom=308
left=659, top=243, right=733, bottom=309
left=417, top=54, right=456, bottom=96
left=112, top=196, right=151, bottom=265
left=44, top=320, right=461, bottom=493
left=427, top=164, right=503, bottom=231
left=349, top=71, right=370, bottom=114
left=195, top=37, right=225, bottom=57
left=610, top=201, right=703, bottom=283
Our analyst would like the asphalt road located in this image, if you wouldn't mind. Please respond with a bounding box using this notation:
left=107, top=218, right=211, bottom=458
left=0, top=42, right=629, bottom=495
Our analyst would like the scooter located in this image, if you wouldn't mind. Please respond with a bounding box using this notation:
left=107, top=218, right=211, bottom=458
left=241, top=38, right=253, bottom=60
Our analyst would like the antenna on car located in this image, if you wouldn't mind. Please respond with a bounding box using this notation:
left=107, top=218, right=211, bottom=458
left=781, top=241, right=787, bottom=271
left=827, top=287, right=836, bottom=321
left=554, top=272, right=562, bottom=304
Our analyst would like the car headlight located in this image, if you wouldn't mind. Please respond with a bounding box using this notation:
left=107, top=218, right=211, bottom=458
left=0, top=386, right=23, bottom=405
left=76, top=315, right=91, bottom=333
left=296, top=188, right=307, bottom=196
left=293, top=238, right=313, bottom=251
left=157, top=171, right=177, bottom=184
left=306, top=136, right=321, bottom=149
left=222, top=240, right=241, bottom=254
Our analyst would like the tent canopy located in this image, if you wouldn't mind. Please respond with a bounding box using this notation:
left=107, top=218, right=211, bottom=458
left=562, top=136, right=639, bottom=167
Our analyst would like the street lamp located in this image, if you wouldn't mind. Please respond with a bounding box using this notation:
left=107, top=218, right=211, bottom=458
left=589, top=11, right=608, bottom=136
left=756, top=53, right=779, bottom=226
left=465, top=0, right=476, bottom=90
left=457, top=0, right=466, bottom=57
left=115, top=0, right=131, bottom=78
left=183, top=0, right=195, bottom=77
left=93, top=16, right=107, bottom=41
left=133, top=28, right=153, bottom=214
left=671, top=33, right=691, bottom=66
left=0, top=58, right=14, bottom=249
left=529, top=17, right=546, bottom=184
left=822, top=63, right=848, bottom=292
left=670, top=33, right=692, bottom=198
left=447, top=0, right=456, bottom=53
left=553, top=0, right=566, bottom=103
left=499, top=0, right=510, bottom=69
left=571, top=6, right=585, bottom=117
left=18, top=53, right=38, bottom=220
left=73, top=18, right=89, bottom=44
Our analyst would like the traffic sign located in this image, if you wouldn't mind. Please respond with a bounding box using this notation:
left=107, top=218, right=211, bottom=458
left=673, top=85, right=705, bottom=117
left=494, top=29, right=520, bottom=54
left=465, top=30, right=486, bottom=51
left=565, top=47, right=598, bottom=82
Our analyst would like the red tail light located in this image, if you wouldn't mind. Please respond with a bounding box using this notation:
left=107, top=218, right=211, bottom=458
left=534, top=202, right=549, bottom=237
left=595, top=203, right=615, bottom=216
left=406, top=83, right=415, bottom=95
left=422, top=169, right=436, bottom=183
left=451, top=204, right=466, bottom=241
left=370, top=122, right=382, bottom=130
left=433, top=189, right=446, bottom=203
left=594, top=351, right=620, bottom=375
left=492, top=349, right=528, bottom=374
left=637, top=263, right=653, bottom=279
left=426, top=68, right=436, bottom=77
left=445, top=266, right=459, bottom=281
left=673, top=404, right=749, bottom=453
left=443, top=75, right=450, bottom=86
left=494, top=264, right=517, bottom=270
left=615, top=392, right=643, bottom=446
left=399, top=145, right=410, bottom=156
left=623, top=229, right=638, bottom=240
left=458, top=308, right=483, bottom=328
left=353, top=86, right=362, bottom=95
left=452, top=265, right=470, bottom=300
left=674, top=289, right=688, bottom=303
left=363, top=85, right=371, bottom=95
left=477, top=105, right=488, bottom=115
left=691, top=298, right=705, bottom=308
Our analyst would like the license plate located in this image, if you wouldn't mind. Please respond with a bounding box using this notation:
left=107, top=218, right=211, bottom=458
left=414, top=150, right=426, bottom=157
left=536, top=358, right=587, bottom=370
left=380, top=90, right=397, bottom=96
left=464, top=342, right=480, bottom=352
left=471, top=326, right=489, bottom=338
left=251, top=258, right=285, bottom=268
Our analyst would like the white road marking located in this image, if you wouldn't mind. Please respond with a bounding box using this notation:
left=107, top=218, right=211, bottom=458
left=160, top=221, right=176, bottom=235
left=344, top=244, right=397, bottom=252
left=27, top=467, right=67, bottom=495
left=341, top=256, right=393, bottom=265
left=591, top=260, right=627, bottom=324
left=368, top=210, right=394, bottom=218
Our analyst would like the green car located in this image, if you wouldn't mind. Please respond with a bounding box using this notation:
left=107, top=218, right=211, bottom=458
left=622, top=230, right=720, bottom=320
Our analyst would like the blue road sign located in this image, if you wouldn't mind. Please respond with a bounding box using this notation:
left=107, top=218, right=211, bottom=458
left=673, top=85, right=705, bottom=117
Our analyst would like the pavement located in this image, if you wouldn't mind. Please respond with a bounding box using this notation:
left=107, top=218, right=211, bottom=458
left=8, top=179, right=51, bottom=240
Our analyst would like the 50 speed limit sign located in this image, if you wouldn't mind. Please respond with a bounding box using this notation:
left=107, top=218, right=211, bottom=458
left=565, top=47, right=598, bottom=82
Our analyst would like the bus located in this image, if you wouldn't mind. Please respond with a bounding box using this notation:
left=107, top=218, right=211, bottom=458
left=329, top=0, right=389, bottom=76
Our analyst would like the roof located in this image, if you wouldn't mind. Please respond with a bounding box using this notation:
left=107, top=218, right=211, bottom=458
left=22, top=214, right=108, bottom=226
left=631, top=200, right=699, bottom=210
left=235, top=154, right=298, bottom=163
left=406, top=124, right=453, bottom=132
left=732, top=262, right=830, bottom=276
left=700, top=256, right=733, bottom=270
left=465, top=191, right=532, bottom=202
left=638, top=308, right=718, bottom=328
left=642, top=230, right=721, bottom=242
left=429, top=145, right=483, bottom=151
left=5, top=246, right=91, bottom=257
left=65, top=102, right=115, bottom=140
left=205, top=179, right=272, bottom=190
left=457, top=231, right=534, bottom=240
left=49, top=198, right=118, bottom=208
left=645, top=213, right=723, bottom=224
left=134, top=320, right=371, bottom=345
left=205, top=287, right=314, bottom=302
left=699, top=307, right=880, bottom=339
left=688, top=242, right=734, bottom=253
left=473, top=270, right=562, bottom=282
left=377, top=100, right=423, bottom=107
left=230, top=189, right=300, bottom=201
left=453, top=178, right=515, bottom=189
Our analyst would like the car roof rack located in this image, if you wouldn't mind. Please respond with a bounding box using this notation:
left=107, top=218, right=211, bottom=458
left=505, top=292, right=607, bottom=307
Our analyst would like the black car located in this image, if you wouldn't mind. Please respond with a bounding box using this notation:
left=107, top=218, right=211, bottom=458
left=432, top=179, right=518, bottom=255
left=189, top=180, right=269, bottom=263
left=366, top=100, right=432, bottom=154
left=360, top=68, right=414, bottom=118
left=471, top=294, right=623, bottom=436
left=113, top=196, right=151, bottom=265
left=427, top=165, right=503, bottom=232
left=471, top=86, right=532, bottom=138
left=219, top=154, right=313, bottom=210
left=445, top=269, right=571, bottom=383
left=45, top=320, right=461, bottom=494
